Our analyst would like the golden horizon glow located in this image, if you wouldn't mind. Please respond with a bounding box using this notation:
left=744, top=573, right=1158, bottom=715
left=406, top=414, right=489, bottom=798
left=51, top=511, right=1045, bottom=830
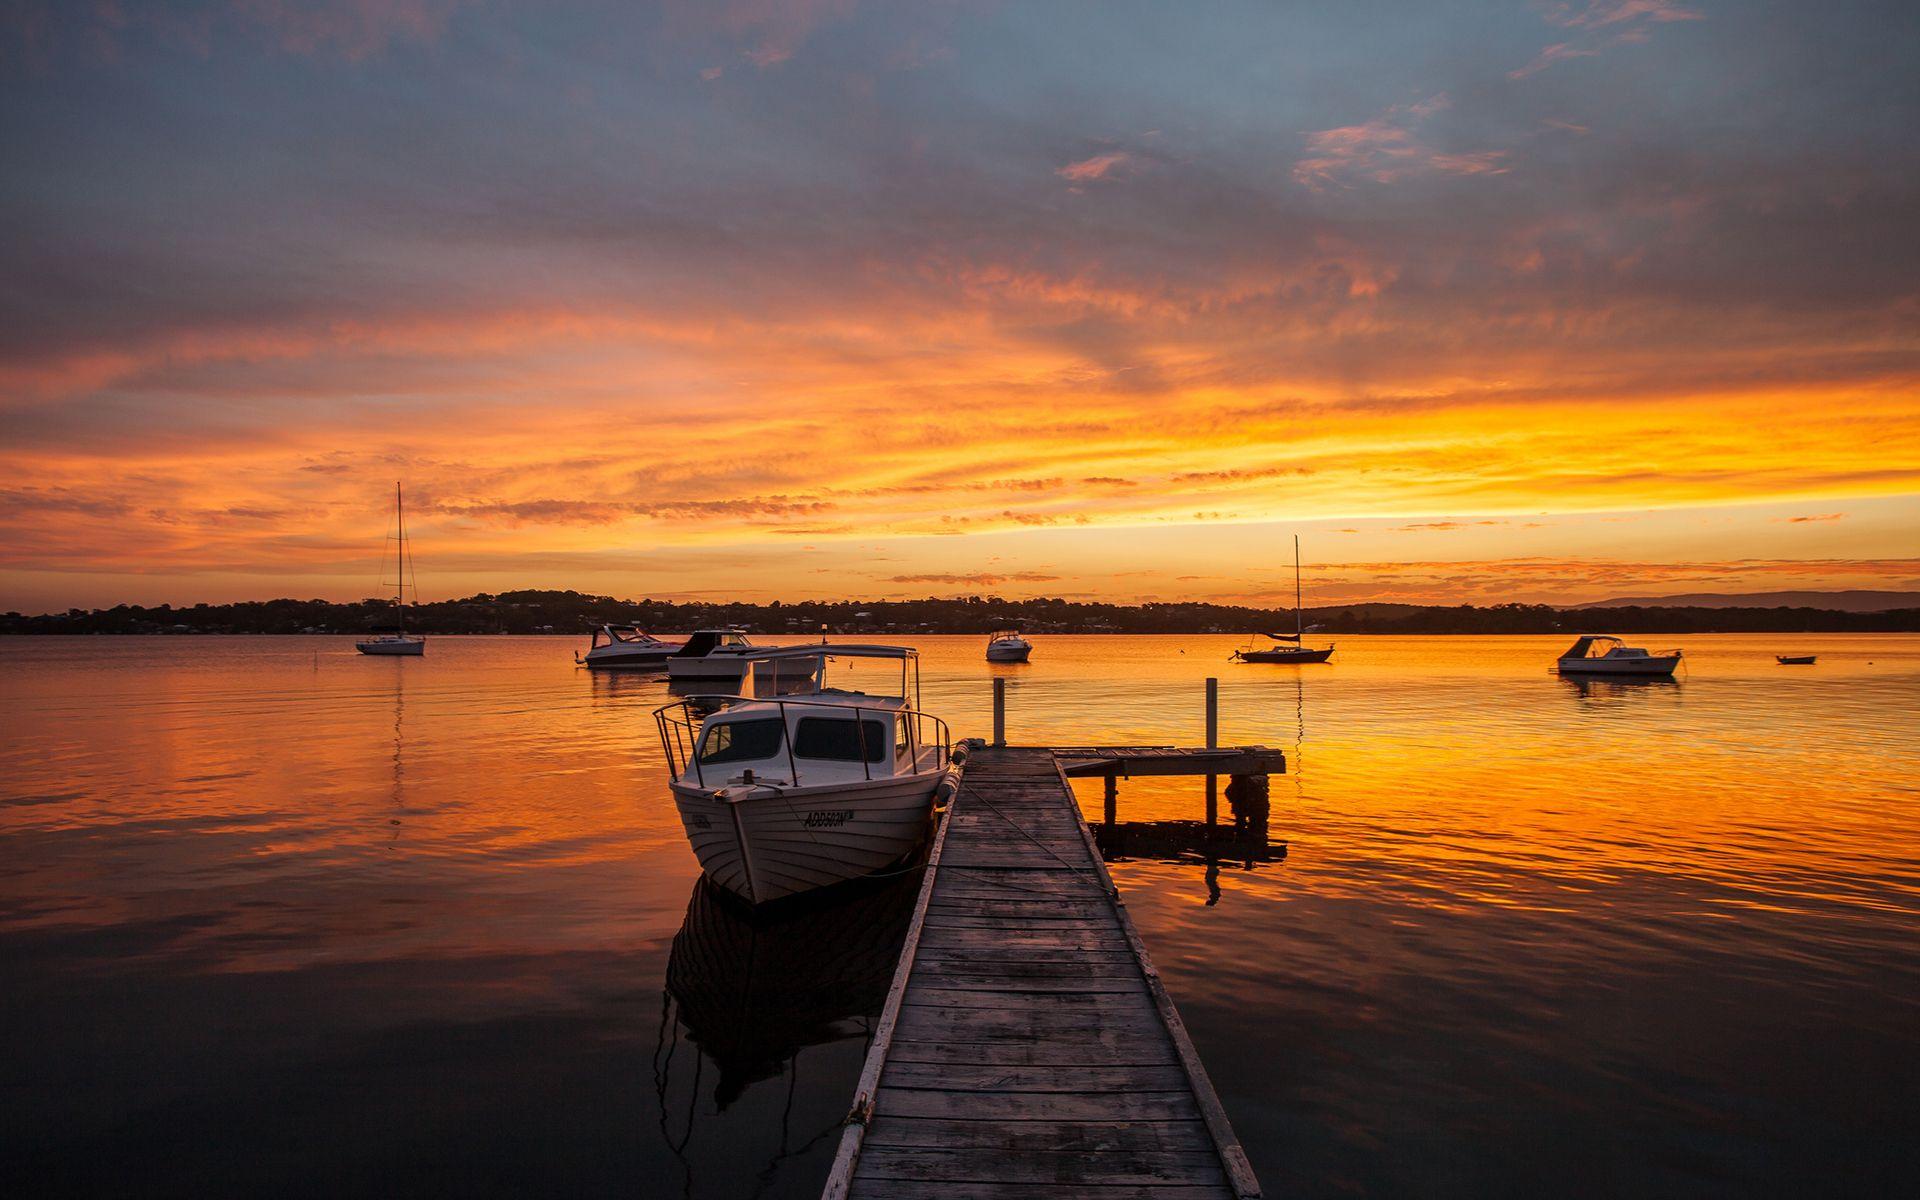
left=2, top=2, right=1916, bottom=610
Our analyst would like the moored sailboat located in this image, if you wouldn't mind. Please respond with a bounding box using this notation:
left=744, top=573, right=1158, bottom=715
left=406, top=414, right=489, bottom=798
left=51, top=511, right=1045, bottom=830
left=1233, top=536, right=1334, bottom=664
left=356, top=483, right=425, bottom=656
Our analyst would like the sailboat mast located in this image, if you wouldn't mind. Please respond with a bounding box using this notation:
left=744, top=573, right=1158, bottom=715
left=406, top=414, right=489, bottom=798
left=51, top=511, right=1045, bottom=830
left=1294, top=534, right=1303, bottom=638
left=395, top=482, right=405, bottom=632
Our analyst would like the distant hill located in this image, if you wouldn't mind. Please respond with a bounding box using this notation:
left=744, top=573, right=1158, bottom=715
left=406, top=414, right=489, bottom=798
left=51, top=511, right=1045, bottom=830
left=1573, top=590, right=1920, bottom=612
left=5, top=590, right=1917, bottom=635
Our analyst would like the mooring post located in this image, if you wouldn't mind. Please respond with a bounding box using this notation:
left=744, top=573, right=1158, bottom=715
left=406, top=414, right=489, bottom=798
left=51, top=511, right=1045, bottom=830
left=992, top=676, right=1006, bottom=747
left=1204, top=677, right=1219, bottom=828
left=1103, top=773, right=1118, bottom=828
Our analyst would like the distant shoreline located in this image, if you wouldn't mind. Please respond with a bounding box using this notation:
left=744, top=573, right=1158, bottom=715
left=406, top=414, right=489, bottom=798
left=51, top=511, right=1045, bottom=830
left=6, top=590, right=1917, bottom=637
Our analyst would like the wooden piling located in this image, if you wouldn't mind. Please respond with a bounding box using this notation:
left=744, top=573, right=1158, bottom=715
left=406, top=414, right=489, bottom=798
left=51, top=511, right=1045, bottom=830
left=992, top=676, right=1006, bottom=747
left=1204, top=677, right=1219, bottom=828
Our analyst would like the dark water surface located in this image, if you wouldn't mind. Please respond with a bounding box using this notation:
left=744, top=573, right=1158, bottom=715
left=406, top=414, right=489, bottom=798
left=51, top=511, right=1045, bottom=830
left=3, top=634, right=1917, bottom=1197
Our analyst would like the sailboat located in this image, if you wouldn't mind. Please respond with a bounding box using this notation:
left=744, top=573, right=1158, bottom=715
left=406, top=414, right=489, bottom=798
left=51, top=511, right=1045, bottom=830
left=1232, top=535, right=1334, bottom=664
left=356, top=482, right=426, bottom=656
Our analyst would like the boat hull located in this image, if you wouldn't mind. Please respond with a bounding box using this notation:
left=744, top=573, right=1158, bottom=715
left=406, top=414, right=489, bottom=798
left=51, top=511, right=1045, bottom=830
left=1235, top=647, right=1333, bottom=664
left=584, top=647, right=674, bottom=669
left=985, top=646, right=1031, bottom=663
left=667, top=656, right=754, bottom=681
left=356, top=638, right=424, bottom=656
left=671, top=772, right=943, bottom=905
left=1556, top=656, right=1679, bottom=676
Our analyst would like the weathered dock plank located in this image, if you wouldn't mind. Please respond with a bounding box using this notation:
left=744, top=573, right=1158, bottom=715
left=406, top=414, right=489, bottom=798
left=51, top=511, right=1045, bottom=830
left=823, top=747, right=1262, bottom=1200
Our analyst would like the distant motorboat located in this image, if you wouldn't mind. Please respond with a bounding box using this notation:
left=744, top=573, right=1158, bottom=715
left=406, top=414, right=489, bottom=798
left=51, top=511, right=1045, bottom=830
left=577, top=624, right=682, bottom=669
left=985, top=629, right=1032, bottom=662
left=1776, top=654, right=1818, bottom=665
left=1233, top=535, right=1334, bottom=664
left=1556, top=635, right=1680, bottom=677
left=357, top=482, right=425, bottom=657
left=665, top=627, right=760, bottom=682
left=655, top=645, right=953, bottom=906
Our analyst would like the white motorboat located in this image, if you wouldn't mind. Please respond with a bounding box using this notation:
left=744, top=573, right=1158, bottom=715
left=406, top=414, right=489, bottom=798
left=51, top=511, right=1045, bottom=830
left=655, top=645, right=953, bottom=906
left=1233, top=535, right=1333, bottom=664
left=985, top=629, right=1032, bottom=662
left=1556, top=635, right=1681, bottom=677
left=357, top=482, right=425, bottom=657
left=577, top=624, right=683, bottom=669
left=665, top=627, right=760, bottom=682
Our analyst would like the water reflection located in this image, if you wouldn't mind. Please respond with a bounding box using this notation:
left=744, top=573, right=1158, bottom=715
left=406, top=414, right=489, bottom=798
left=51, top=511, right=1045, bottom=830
left=1559, top=673, right=1683, bottom=702
left=1095, top=821, right=1287, bottom=906
left=3, top=634, right=1916, bottom=1199
left=660, top=871, right=918, bottom=1107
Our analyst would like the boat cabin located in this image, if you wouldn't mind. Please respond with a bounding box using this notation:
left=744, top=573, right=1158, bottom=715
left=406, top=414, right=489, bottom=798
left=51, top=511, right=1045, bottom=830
left=1560, top=635, right=1659, bottom=661
left=590, top=624, right=669, bottom=651
left=658, top=645, right=940, bottom=788
left=688, top=693, right=921, bottom=787
left=672, top=628, right=754, bottom=657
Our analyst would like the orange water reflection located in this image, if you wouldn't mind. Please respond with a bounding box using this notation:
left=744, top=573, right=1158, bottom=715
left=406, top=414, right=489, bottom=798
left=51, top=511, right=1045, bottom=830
left=3, top=633, right=1917, bottom=1195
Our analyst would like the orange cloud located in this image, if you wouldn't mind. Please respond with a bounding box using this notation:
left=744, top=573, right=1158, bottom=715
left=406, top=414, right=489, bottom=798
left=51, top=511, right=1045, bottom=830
left=1057, top=152, right=1134, bottom=183
left=1294, top=95, right=1508, bottom=189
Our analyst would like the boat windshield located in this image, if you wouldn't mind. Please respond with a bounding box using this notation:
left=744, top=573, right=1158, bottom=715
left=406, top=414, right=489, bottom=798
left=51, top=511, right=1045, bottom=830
left=794, top=716, right=891, bottom=763
left=697, top=718, right=785, bottom=765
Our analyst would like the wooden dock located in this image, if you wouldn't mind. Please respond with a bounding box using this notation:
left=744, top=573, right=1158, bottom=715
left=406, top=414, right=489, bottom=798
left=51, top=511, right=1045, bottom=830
left=823, top=745, right=1266, bottom=1199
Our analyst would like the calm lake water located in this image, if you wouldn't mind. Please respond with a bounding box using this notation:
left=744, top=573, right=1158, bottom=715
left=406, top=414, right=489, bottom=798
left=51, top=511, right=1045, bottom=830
left=3, top=634, right=1917, bottom=1197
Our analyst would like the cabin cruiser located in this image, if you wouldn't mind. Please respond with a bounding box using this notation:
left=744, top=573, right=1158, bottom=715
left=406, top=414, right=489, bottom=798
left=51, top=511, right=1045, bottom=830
left=654, top=646, right=953, bottom=906
left=1556, top=635, right=1681, bottom=677
left=577, top=624, right=682, bottom=669
left=665, top=627, right=760, bottom=682
left=985, top=630, right=1032, bottom=662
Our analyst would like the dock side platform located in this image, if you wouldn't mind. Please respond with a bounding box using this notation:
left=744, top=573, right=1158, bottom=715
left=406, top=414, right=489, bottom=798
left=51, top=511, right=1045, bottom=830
left=823, top=746, right=1264, bottom=1199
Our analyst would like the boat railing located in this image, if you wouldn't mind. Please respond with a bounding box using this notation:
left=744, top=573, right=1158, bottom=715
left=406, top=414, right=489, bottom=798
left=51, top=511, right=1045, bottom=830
left=654, top=695, right=951, bottom=790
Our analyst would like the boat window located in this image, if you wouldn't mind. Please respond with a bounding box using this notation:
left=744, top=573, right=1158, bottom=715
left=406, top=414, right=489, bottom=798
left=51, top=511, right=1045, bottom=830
left=895, top=716, right=911, bottom=759
left=794, top=717, right=889, bottom=763
left=697, top=718, right=785, bottom=765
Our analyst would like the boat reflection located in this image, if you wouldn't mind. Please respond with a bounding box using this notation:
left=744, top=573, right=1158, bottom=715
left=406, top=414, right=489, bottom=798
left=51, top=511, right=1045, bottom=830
left=661, top=869, right=920, bottom=1108
left=1560, top=674, right=1682, bottom=702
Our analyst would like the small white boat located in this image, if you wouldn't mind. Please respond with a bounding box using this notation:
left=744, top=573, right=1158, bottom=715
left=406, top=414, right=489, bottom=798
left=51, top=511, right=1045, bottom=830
left=655, top=645, right=953, bottom=906
left=357, top=482, right=425, bottom=657
left=1556, top=635, right=1681, bottom=677
left=666, top=627, right=760, bottom=682
left=985, top=630, right=1032, bottom=662
left=578, top=624, right=683, bottom=669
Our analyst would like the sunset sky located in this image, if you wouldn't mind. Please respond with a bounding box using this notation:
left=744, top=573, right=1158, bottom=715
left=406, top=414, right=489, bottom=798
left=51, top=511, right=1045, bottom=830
left=3, top=0, right=1916, bottom=611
